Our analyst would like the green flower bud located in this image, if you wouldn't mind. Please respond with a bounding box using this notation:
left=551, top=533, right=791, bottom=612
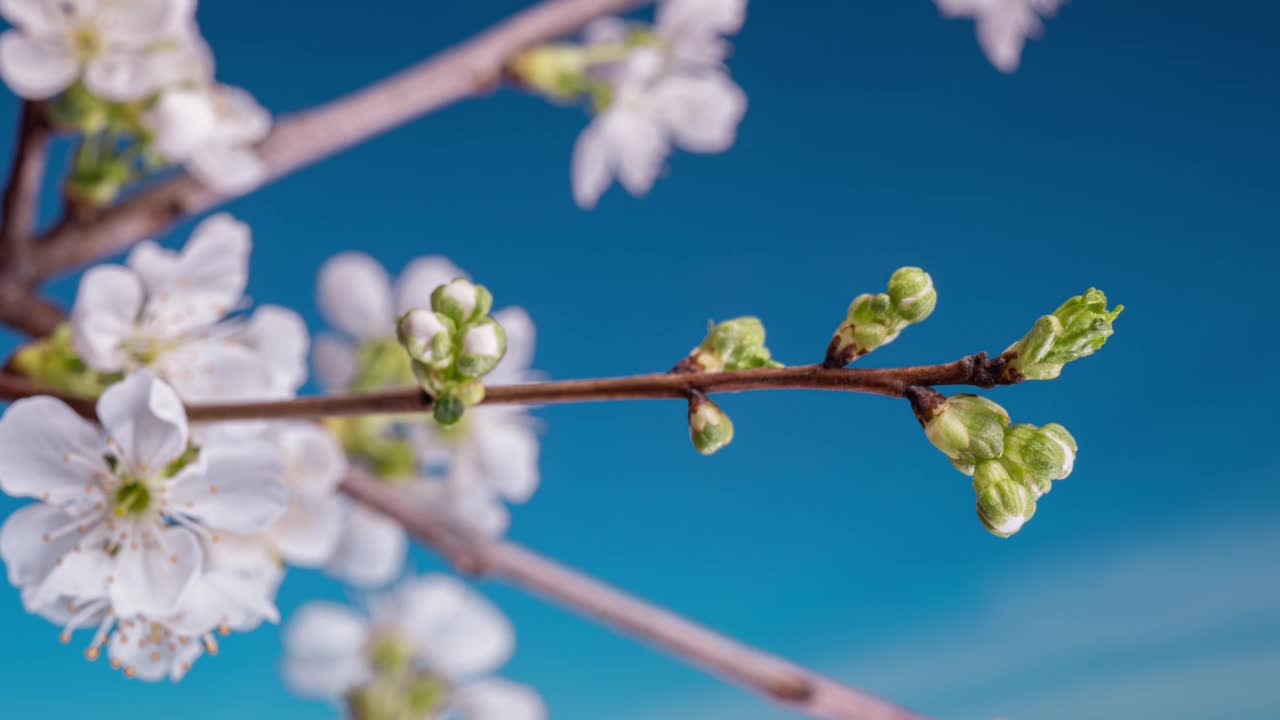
left=682, top=316, right=781, bottom=372
left=430, top=278, right=493, bottom=326
left=923, top=394, right=1010, bottom=474
left=688, top=395, right=734, bottom=455
left=1004, top=288, right=1122, bottom=381
left=432, top=390, right=466, bottom=427
left=456, top=318, right=507, bottom=378
left=1004, top=422, right=1077, bottom=482
left=396, top=309, right=454, bottom=367
left=975, top=468, right=1037, bottom=538
left=508, top=44, right=592, bottom=101
left=886, top=266, right=937, bottom=324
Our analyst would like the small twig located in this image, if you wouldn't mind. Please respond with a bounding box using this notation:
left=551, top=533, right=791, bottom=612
left=178, top=354, right=1013, bottom=423
left=340, top=469, right=927, bottom=720
left=0, top=101, right=50, bottom=281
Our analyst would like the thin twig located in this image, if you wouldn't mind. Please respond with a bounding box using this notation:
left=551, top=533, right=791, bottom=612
left=25, top=0, right=649, bottom=286
left=340, top=469, right=927, bottom=720
left=180, top=354, right=1013, bottom=423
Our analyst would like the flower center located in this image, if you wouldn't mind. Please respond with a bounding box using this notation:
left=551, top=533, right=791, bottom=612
left=112, top=479, right=152, bottom=517
left=369, top=635, right=413, bottom=674
left=353, top=338, right=416, bottom=391
left=68, top=24, right=102, bottom=61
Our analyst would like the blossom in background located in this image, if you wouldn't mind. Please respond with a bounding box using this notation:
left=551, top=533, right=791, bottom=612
left=144, top=82, right=273, bottom=194
left=71, top=212, right=309, bottom=403
left=570, top=0, right=748, bottom=208
left=283, top=574, right=545, bottom=720
left=253, top=423, right=348, bottom=568
left=936, top=0, right=1066, bottom=72
left=0, top=371, right=289, bottom=676
left=0, top=0, right=196, bottom=100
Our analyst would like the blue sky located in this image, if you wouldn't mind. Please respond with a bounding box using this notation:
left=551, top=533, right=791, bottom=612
left=1, top=1, right=1278, bottom=718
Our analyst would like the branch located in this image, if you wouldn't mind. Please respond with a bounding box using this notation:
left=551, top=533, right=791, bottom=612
left=340, top=469, right=927, bottom=720
left=180, top=354, right=1013, bottom=423
left=26, top=0, right=649, bottom=283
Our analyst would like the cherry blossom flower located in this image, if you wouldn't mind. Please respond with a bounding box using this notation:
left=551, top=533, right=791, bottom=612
left=571, top=0, right=748, bottom=208
left=144, top=82, right=272, bottom=194
left=71, top=213, right=308, bottom=403
left=0, top=0, right=197, bottom=101
left=936, top=0, right=1066, bottom=72
left=324, top=501, right=408, bottom=589
left=256, top=423, right=347, bottom=568
left=283, top=575, right=545, bottom=720
left=0, top=371, right=289, bottom=672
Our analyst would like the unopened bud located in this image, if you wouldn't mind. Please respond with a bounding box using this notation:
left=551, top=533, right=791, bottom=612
left=682, top=317, right=781, bottom=372
left=1004, top=288, right=1122, bottom=381
left=886, top=267, right=937, bottom=324
left=973, top=461, right=1037, bottom=538
left=397, top=309, right=453, bottom=366
left=923, top=394, right=1010, bottom=474
left=432, top=390, right=466, bottom=427
left=431, top=278, right=493, bottom=326
left=688, top=394, right=734, bottom=455
left=457, top=319, right=507, bottom=378
left=1003, top=422, right=1077, bottom=482
left=825, top=267, right=937, bottom=367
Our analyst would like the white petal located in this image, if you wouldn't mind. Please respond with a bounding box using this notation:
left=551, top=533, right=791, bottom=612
left=71, top=264, right=143, bottom=372
left=0, top=31, right=75, bottom=99
left=155, top=340, right=279, bottom=404
left=28, top=534, right=113, bottom=608
left=570, top=120, right=616, bottom=209
left=240, top=305, right=310, bottom=393
left=99, top=0, right=191, bottom=44
left=325, top=502, right=406, bottom=588
left=278, top=423, right=346, bottom=497
left=608, top=109, right=668, bottom=198
left=312, top=334, right=357, bottom=391
left=282, top=602, right=370, bottom=699
left=187, top=143, right=268, bottom=195
left=136, top=213, right=251, bottom=335
left=96, top=371, right=188, bottom=473
left=84, top=49, right=160, bottom=102
left=0, top=503, right=81, bottom=588
left=453, top=679, right=547, bottom=720
left=656, top=0, right=747, bottom=41
left=210, top=85, right=271, bottom=145
left=0, top=396, right=105, bottom=503
left=168, top=439, right=287, bottom=534
left=175, top=537, right=282, bottom=634
left=271, top=495, right=344, bottom=567
left=395, top=575, right=514, bottom=679
left=109, top=525, right=201, bottom=616
left=457, top=408, right=540, bottom=503
left=107, top=620, right=201, bottom=683
left=582, top=16, right=629, bottom=44
left=975, top=5, right=1040, bottom=73
left=653, top=72, right=746, bottom=154
left=414, top=481, right=509, bottom=538
left=394, top=256, right=467, bottom=315
left=0, top=0, right=66, bottom=34
left=144, top=89, right=219, bottom=160
left=488, top=307, right=536, bottom=384
left=317, top=252, right=395, bottom=340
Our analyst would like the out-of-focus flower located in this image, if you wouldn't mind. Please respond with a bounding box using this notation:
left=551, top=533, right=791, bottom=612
left=255, top=423, right=347, bottom=568
left=144, top=83, right=272, bottom=194
left=0, top=0, right=196, bottom=100
left=936, top=0, right=1066, bottom=72
left=283, top=574, right=545, bottom=720
left=70, top=213, right=308, bottom=402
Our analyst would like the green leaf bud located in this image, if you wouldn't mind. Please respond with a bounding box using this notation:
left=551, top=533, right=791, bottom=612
left=688, top=394, right=734, bottom=455
left=825, top=268, right=937, bottom=367
left=1004, top=288, right=1122, bottom=381
left=456, top=318, right=508, bottom=378
left=396, top=309, right=454, bottom=367
left=923, top=394, right=1010, bottom=474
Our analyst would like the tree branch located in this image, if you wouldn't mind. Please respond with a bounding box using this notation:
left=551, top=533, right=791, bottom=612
left=26, top=0, right=649, bottom=282
left=179, top=354, right=1013, bottom=423
left=0, top=102, right=64, bottom=336
left=340, top=469, right=927, bottom=720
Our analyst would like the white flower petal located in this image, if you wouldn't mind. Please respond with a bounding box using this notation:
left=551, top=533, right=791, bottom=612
left=137, top=213, right=251, bottom=334
left=156, top=340, right=280, bottom=404
left=240, top=305, right=310, bottom=393
left=28, top=535, right=112, bottom=608
left=457, top=408, right=540, bottom=504
left=271, top=494, right=344, bottom=567
left=395, top=575, right=514, bottom=679
left=570, top=120, right=615, bottom=209
left=652, top=71, right=746, bottom=154
left=317, top=252, right=395, bottom=340
left=395, top=256, right=467, bottom=315
left=453, top=679, right=547, bottom=720
left=278, top=423, right=346, bottom=497
left=96, top=371, right=189, bottom=473
left=656, top=0, right=747, bottom=42
left=0, top=0, right=66, bottom=34
left=187, top=143, right=268, bottom=195
left=109, top=525, right=201, bottom=617
left=0, top=503, right=80, bottom=588
left=175, top=538, right=282, bottom=634
left=609, top=108, right=668, bottom=198
left=489, top=307, right=536, bottom=385
left=144, top=88, right=219, bottom=159
left=211, top=85, right=271, bottom=145
left=107, top=620, right=199, bottom=683
left=0, top=30, right=75, bottom=100
left=71, top=264, right=144, bottom=372
left=312, top=334, right=357, bottom=391
left=325, top=502, right=406, bottom=588
left=0, top=396, right=105, bottom=503
left=84, top=48, right=160, bottom=102
left=98, top=0, right=191, bottom=44
left=282, top=602, right=371, bottom=699
left=168, top=439, right=287, bottom=534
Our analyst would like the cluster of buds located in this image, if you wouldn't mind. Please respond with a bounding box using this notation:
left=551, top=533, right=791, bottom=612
left=824, top=267, right=937, bottom=367
left=919, top=394, right=1077, bottom=537
left=397, top=279, right=507, bottom=426
left=675, top=317, right=782, bottom=373
left=1001, top=288, right=1123, bottom=381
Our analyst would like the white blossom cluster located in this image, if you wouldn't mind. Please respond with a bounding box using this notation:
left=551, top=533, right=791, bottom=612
left=0, top=0, right=269, bottom=193
left=936, top=0, right=1066, bottom=73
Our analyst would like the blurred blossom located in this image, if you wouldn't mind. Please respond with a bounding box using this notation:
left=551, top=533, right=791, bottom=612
left=70, top=213, right=309, bottom=404
left=283, top=574, right=545, bottom=720
left=0, top=0, right=196, bottom=100
left=935, top=0, right=1066, bottom=72
left=0, top=371, right=289, bottom=680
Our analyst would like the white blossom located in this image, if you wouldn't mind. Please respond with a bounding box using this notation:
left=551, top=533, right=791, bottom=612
left=0, top=0, right=197, bottom=100
left=283, top=575, right=545, bottom=720
left=936, top=0, right=1066, bottom=72
left=255, top=423, right=347, bottom=568
left=324, top=501, right=407, bottom=589
left=144, top=83, right=272, bottom=194
left=0, top=371, right=289, bottom=674
left=71, top=213, right=309, bottom=403
left=571, top=0, right=748, bottom=209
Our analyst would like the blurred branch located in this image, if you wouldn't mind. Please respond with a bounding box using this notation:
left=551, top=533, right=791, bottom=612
left=0, top=102, right=64, bottom=335
left=181, top=354, right=1015, bottom=423
left=25, top=0, right=649, bottom=285
left=340, top=469, right=927, bottom=720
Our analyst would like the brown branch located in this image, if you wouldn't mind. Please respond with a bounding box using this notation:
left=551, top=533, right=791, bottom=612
left=0, top=102, right=64, bottom=336
left=340, top=469, right=927, bottom=720
left=26, top=0, right=649, bottom=282
left=181, top=354, right=1013, bottom=423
